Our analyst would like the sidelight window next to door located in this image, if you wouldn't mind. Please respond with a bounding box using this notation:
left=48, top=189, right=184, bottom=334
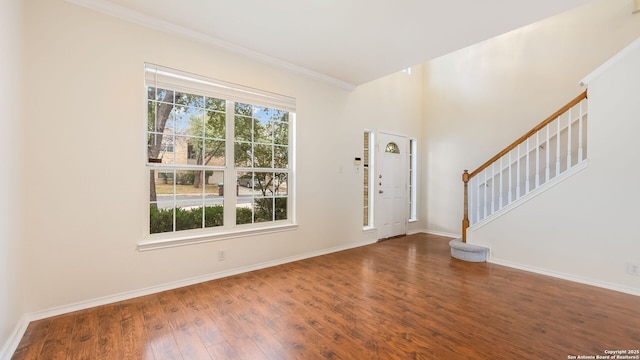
left=363, top=130, right=374, bottom=229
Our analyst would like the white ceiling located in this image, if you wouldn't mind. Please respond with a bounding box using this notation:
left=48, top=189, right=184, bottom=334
left=71, top=0, right=594, bottom=89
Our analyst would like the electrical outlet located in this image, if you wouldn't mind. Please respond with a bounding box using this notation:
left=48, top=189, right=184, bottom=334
left=627, top=262, right=639, bottom=276
left=218, top=250, right=226, bottom=261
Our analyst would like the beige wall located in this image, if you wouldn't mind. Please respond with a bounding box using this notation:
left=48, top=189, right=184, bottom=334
left=18, top=0, right=423, bottom=316
left=0, top=0, right=24, bottom=352
left=421, top=0, right=640, bottom=292
left=421, top=0, right=640, bottom=235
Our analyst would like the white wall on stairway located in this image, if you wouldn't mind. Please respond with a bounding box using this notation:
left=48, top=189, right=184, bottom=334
left=470, top=38, right=640, bottom=293
left=421, top=0, right=640, bottom=237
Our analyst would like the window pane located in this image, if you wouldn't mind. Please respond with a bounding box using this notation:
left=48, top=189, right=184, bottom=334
left=235, top=102, right=252, bottom=116
left=254, top=117, right=272, bottom=144
left=274, top=145, right=288, bottom=169
left=152, top=169, right=174, bottom=199
left=156, top=88, right=174, bottom=103
left=204, top=171, right=224, bottom=200
left=150, top=205, right=173, bottom=234
left=237, top=171, right=254, bottom=190
left=236, top=204, right=253, bottom=225
left=150, top=169, right=174, bottom=234
left=234, top=142, right=252, bottom=167
left=205, top=97, right=225, bottom=111
left=274, top=122, right=288, bottom=145
left=363, top=131, right=372, bottom=227
left=275, top=198, right=287, bottom=221
left=253, top=144, right=273, bottom=168
left=203, top=139, right=225, bottom=166
left=172, top=105, right=192, bottom=135
left=148, top=133, right=162, bottom=162
left=175, top=170, right=196, bottom=186
left=254, top=198, right=273, bottom=223
left=189, top=94, right=205, bottom=108
left=236, top=170, right=254, bottom=225
left=204, top=203, right=224, bottom=228
left=187, top=109, right=205, bottom=138
left=174, top=136, right=197, bottom=165
left=254, top=172, right=273, bottom=196
left=385, top=142, right=400, bottom=154
left=147, top=86, right=156, bottom=100
left=274, top=173, right=288, bottom=195
left=235, top=115, right=252, bottom=142
left=175, top=204, right=202, bottom=231
left=147, top=100, right=157, bottom=132
left=205, top=110, right=225, bottom=139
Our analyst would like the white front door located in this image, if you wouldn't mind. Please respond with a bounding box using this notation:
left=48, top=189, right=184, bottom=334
left=376, top=132, right=408, bottom=239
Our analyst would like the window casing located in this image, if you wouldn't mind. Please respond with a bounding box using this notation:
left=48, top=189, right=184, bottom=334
left=409, top=138, right=417, bottom=221
left=144, top=64, right=296, bottom=248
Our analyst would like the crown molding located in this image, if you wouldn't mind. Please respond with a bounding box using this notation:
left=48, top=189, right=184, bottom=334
left=65, top=0, right=357, bottom=91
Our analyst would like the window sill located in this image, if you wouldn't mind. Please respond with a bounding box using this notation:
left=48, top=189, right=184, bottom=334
left=138, top=223, right=299, bottom=251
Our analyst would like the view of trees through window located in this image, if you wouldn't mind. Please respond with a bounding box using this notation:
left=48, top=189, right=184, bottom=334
left=147, top=83, right=290, bottom=235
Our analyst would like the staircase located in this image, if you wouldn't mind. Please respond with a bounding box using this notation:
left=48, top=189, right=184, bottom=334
left=451, top=90, right=589, bottom=262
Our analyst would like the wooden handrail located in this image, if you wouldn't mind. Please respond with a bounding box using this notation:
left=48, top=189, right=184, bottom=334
left=461, top=90, right=588, bottom=242
left=468, top=90, right=587, bottom=179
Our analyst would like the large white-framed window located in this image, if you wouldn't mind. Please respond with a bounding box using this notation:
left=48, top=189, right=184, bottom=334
left=409, top=138, right=417, bottom=222
left=143, top=64, right=296, bottom=249
left=363, top=130, right=374, bottom=229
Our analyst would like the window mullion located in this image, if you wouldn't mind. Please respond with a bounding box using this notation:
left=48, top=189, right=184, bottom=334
left=224, top=101, right=236, bottom=226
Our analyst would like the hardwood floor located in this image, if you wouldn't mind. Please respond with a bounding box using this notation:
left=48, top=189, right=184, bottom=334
left=11, top=233, right=640, bottom=359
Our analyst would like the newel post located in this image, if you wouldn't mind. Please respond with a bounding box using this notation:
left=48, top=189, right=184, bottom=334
left=462, top=170, right=470, bottom=243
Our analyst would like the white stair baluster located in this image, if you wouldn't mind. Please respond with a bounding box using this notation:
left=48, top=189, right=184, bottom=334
left=475, top=176, right=480, bottom=223
left=490, top=163, right=495, bottom=214
left=545, top=123, right=550, bottom=183
left=499, top=157, right=503, bottom=209
left=535, top=131, right=540, bottom=188
left=525, top=138, right=530, bottom=194
left=567, top=107, right=572, bottom=169
left=516, top=143, right=521, bottom=200
left=556, top=116, right=561, bottom=176
left=508, top=150, right=512, bottom=204
left=578, top=100, right=584, bottom=162
left=483, top=169, right=487, bottom=220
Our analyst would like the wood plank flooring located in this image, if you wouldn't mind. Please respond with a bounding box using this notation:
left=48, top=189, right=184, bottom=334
left=11, top=233, right=640, bottom=359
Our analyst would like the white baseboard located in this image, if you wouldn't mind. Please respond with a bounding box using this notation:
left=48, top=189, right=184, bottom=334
left=0, top=315, right=29, bottom=360
left=406, top=228, right=425, bottom=235
left=418, top=229, right=460, bottom=239
left=489, top=258, right=640, bottom=297
left=0, top=238, right=376, bottom=359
